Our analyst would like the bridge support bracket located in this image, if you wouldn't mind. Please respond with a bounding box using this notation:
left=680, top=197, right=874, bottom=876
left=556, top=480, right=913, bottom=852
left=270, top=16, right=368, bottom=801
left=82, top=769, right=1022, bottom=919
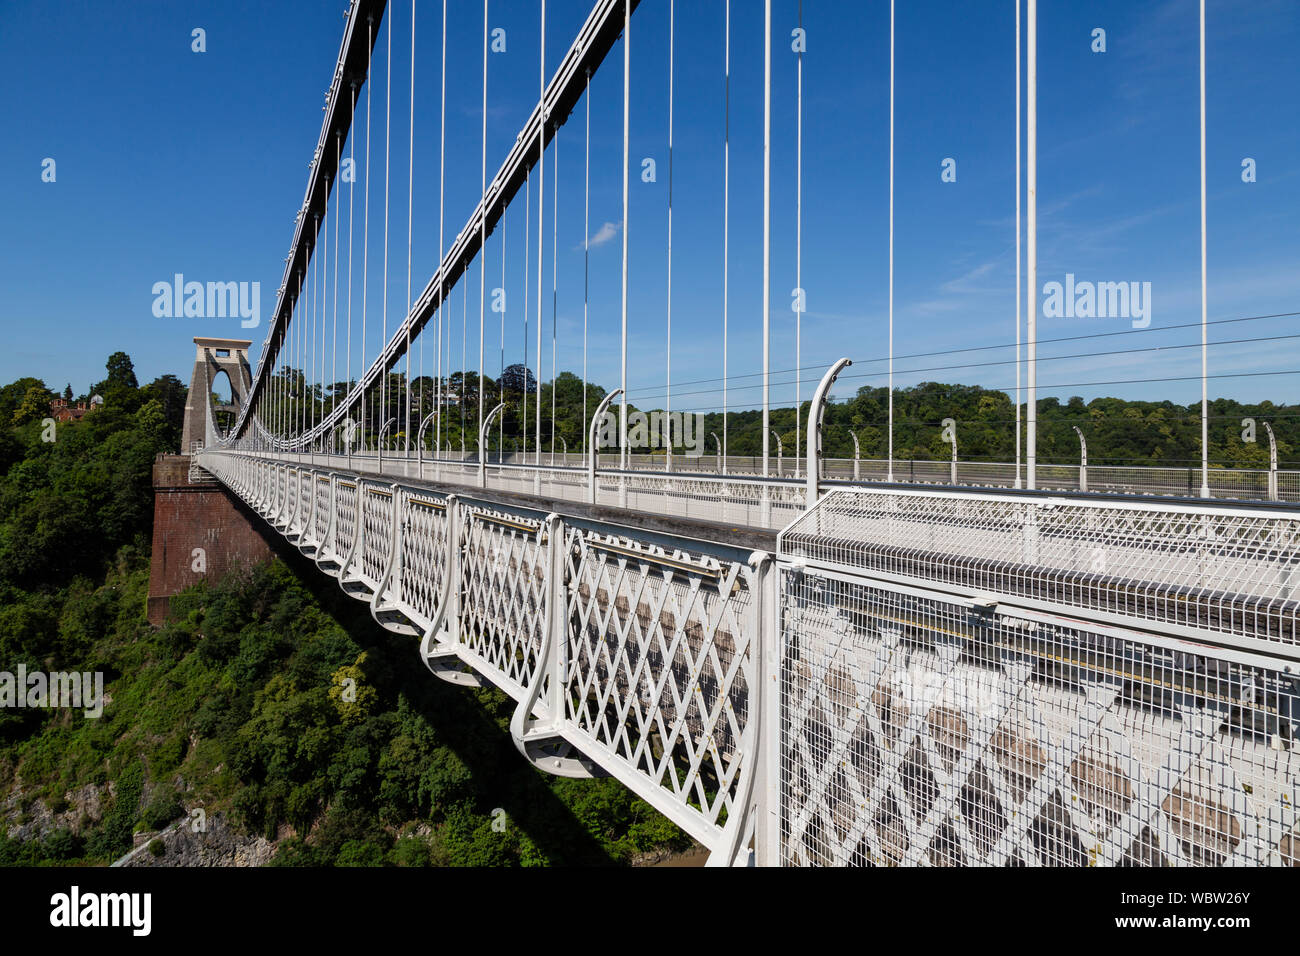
left=508, top=513, right=606, bottom=779
left=416, top=495, right=483, bottom=686
left=370, top=483, right=418, bottom=636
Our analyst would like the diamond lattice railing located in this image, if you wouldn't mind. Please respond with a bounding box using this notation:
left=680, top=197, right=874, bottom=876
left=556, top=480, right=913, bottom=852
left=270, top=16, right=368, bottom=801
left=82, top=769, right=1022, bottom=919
left=399, top=491, right=450, bottom=630
left=564, top=528, right=754, bottom=830
left=458, top=507, right=547, bottom=695
left=333, top=480, right=358, bottom=563
left=359, top=485, right=392, bottom=588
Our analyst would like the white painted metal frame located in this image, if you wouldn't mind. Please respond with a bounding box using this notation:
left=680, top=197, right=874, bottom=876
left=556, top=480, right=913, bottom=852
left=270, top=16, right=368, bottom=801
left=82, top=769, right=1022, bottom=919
left=200, top=449, right=765, bottom=860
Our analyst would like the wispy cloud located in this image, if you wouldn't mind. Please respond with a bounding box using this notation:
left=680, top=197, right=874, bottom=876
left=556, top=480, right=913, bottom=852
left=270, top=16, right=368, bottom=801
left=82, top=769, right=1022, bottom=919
left=587, top=221, right=620, bottom=248
left=940, top=259, right=1000, bottom=296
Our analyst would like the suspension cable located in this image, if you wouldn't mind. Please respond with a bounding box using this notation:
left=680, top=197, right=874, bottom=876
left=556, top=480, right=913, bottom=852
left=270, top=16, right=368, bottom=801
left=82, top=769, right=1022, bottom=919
left=551, top=120, right=558, bottom=465
left=794, top=0, right=803, bottom=470
left=361, top=15, right=373, bottom=452
left=666, top=0, right=674, bottom=472
left=722, top=0, right=730, bottom=469
left=479, top=0, right=488, bottom=465
left=888, top=0, right=895, bottom=480
left=465, top=264, right=470, bottom=455
left=348, top=79, right=356, bottom=460
left=500, top=195, right=506, bottom=460
left=381, top=9, right=392, bottom=464
left=1014, top=0, right=1022, bottom=488
left=405, top=0, right=416, bottom=455
left=333, top=131, right=340, bottom=438
left=524, top=171, right=530, bottom=457
left=761, top=0, right=771, bottom=478
left=537, top=0, right=547, bottom=467
left=437, top=0, right=447, bottom=460
left=619, top=0, right=629, bottom=468
left=583, top=67, right=590, bottom=455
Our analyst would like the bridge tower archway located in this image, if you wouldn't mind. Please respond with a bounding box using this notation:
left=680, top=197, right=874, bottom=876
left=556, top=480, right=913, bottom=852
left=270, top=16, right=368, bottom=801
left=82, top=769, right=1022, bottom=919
left=182, top=337, right=252, bottom=452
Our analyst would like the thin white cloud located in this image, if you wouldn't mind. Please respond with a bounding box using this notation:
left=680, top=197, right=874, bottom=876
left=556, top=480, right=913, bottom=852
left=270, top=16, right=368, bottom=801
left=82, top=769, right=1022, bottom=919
left=588, top=221, right=620, bottom=247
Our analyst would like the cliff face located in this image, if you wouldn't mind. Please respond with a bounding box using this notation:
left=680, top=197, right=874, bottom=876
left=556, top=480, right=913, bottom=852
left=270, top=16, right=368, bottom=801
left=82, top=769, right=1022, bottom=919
left=116, top=812, right=279, bottom=868
left=4, top=783, right=107, bottom=842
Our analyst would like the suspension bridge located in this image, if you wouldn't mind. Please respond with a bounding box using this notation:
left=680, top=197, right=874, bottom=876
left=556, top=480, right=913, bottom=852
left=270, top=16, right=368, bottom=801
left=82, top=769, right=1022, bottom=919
left=178, top=0, right=1299, bottom=866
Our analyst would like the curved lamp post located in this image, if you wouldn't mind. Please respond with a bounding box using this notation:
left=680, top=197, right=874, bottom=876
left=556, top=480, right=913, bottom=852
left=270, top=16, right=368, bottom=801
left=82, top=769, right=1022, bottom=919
left=377, top=417, right=397, bottom=473
left=588, top=388, right=624, bottom=503
left=417, top=410, right=439, bottom=479
left=1073, top=425, right=1088, bottom=493
left=1264, top=421, right=1278, bottom=500
left=478, top=403, right=507, bottom=487
left=805, top=358, right=853, bottom=507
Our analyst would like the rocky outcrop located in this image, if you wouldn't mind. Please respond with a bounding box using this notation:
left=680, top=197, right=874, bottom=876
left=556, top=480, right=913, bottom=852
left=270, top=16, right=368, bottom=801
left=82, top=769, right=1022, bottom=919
left=4, top=783, right=107, bottom=841
left=118, top=812, right=276, bottom=867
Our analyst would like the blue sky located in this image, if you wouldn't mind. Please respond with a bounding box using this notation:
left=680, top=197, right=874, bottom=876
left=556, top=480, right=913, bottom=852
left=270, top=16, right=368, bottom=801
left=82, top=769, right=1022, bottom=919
left=2, top=0, right=1298, bottom=415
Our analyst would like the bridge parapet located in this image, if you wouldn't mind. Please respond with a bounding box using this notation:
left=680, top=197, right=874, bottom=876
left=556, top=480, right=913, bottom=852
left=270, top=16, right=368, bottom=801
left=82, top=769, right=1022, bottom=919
left=197, top=449, right=1300, bottom=866
left=199, top=449, right=764, bottom=862
left=771, top=488, right=1300, bottom=866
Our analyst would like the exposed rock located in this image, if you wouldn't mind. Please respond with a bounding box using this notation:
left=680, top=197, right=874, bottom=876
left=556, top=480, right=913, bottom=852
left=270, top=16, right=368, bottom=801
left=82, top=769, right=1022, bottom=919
left=4, top=783, right=106, bottom=841
left=118, top=811, right=276, bottom=868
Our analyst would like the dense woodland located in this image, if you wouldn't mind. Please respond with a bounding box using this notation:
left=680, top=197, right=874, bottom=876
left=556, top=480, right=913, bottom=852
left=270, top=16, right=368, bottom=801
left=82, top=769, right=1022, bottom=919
left=0, top=353, right=1295, bottom=866
left=0, top=354, right=684, bottom=866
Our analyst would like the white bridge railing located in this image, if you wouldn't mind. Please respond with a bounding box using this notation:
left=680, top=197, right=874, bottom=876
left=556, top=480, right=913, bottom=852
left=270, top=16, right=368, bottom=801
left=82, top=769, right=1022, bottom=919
left=197, top=448, right=1300, bottom=866
left=200, top=449, right=766, bottom=864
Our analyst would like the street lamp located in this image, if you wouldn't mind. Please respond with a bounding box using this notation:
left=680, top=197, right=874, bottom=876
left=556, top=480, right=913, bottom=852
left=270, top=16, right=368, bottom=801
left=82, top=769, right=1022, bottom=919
left=1072, top=425, right=1088, bottom=493
left=1264, top=421, right=1279, bottom=500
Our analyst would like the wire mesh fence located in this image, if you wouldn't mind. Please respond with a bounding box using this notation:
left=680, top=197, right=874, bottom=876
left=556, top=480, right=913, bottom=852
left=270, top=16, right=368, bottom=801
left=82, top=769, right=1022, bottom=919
left=777, top=570, right=1299, bottom=866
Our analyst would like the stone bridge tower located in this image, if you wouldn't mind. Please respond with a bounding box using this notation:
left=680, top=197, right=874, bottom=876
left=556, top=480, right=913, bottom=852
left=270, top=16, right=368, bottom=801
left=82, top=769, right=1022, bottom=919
left=181, top=337, right=252, bottom=453
left=149, top=336, right=273, bottom=625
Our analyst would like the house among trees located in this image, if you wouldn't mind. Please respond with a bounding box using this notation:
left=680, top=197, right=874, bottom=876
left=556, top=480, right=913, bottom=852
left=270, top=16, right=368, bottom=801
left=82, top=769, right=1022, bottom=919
left=49, top=394, right=102, bottom=423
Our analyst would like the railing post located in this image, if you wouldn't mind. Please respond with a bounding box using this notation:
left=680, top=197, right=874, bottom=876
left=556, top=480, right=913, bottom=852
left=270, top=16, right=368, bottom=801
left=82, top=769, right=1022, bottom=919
left=324, top=474, right=339, bottom=564
left=445, top=495, right=462, bottom=644
left=507, top=512, right=594, bottom=777
left=805, top=358, right=852, bottom=508
left=370, top=483, right=404, bottom=620
left=760, top=550, right=781, bottom=867
left=391, top=485, right=404, bottom=606
left=546, top=513, right=567, bottom=723
left=851, top=429, right=860, bottom=481
left=304, top=469, right=318, bottom=545
left=721, top=549, right=778, bottom=867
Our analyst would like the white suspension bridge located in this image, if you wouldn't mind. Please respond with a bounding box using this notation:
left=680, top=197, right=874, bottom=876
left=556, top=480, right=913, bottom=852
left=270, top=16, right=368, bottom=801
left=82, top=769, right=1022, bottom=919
left=193, top=0, right=1300, bottom=866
